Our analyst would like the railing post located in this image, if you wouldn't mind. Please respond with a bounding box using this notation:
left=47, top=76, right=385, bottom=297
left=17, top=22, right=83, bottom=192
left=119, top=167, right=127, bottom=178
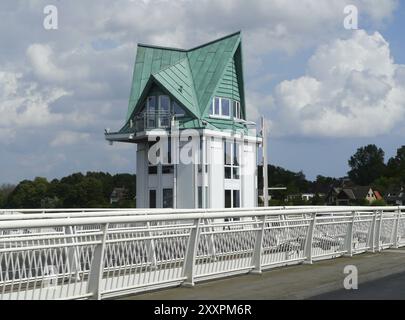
left=87, top=223, right=108, bottom=300
left=250, top=215, right=266, bottom=274
left=182, top=218, right=201, bottom=287
left=304, top=213, right=316, bottom=264
left=146, top=222, right=157, bottom=268
left=345, top=211, right=356, bottom=257
left=376, top=210, right=383, bottom=252
left=206, top=219, right=216, bottom=259
left=393, top=208, right=401, bottom=248
left=368, top=211, right=377, bottom=252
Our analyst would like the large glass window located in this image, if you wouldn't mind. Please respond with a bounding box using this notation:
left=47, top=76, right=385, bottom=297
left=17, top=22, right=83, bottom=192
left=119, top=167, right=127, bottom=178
left=147, top=96, right=157, bottom=112
left=221, top=99, right=230, bottom=116
left=160, top=95, right=170, bottom=113
left=225, top=190, right=232, bottom=208
left=233, top=190, right=240, bottom=208
left=173, top=101, right=185, bottom=117
left=224, top=189, right=240, bottom=208
left=149, top=190, right=156, bottom=208
left=210, top=97, right=242, bottom=119
left=224, top=140, right=240, bottom=180
left=163, top=189, right=173, bottom=208
left=214, top=97, right=221, bottom=115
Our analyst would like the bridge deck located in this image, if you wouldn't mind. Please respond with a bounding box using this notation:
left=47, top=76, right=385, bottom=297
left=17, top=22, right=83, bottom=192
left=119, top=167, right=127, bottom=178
left=121, top=249, right=405, bottom=300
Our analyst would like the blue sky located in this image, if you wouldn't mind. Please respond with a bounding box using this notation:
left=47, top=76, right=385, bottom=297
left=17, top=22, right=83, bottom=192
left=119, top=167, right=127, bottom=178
left=0, top=0, right=404, bottom=184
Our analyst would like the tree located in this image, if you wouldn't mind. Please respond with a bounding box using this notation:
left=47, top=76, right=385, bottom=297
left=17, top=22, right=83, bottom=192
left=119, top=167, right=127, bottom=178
left=0, top=184, right=15, bottom=208
left=348, top=145, right=386, bottom=185
left=386, top=146, right=405, bottom=184
left=7, top=178, right=49, bottom=208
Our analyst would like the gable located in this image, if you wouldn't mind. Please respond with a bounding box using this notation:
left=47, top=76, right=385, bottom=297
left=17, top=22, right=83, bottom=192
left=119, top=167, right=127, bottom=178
left=187, top=33, right=241, bottom=116
left=122, top=32, right=247, bottom=131
left=126, top=46, right=187, bottom=121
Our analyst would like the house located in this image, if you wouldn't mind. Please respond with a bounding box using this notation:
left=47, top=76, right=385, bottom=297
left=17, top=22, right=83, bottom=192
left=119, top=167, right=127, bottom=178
left=385, top=187, right=405, bottom=206
left=335, top=186, right=380, bottom=206
left=286, top=193, right=315, bottom=202
left=325, top=187, right=342, bottom=205
left=105, top=32, right=262, bottom=209
left=110, top=187, right=128, bottom=204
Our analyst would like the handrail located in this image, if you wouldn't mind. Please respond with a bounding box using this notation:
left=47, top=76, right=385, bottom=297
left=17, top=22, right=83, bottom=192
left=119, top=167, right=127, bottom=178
left=0, top=206, right=402, bottom=229
left=0, top=205, right=404, bottom=300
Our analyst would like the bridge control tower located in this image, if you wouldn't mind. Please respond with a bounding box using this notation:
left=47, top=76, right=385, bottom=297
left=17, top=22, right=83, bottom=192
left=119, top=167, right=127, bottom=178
left=105, top=32, right=262, bottom=209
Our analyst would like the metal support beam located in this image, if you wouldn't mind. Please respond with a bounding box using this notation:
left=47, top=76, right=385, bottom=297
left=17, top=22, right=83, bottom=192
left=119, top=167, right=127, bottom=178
left=345, top=211, right=356, bottom=256
left=182, top=218, right=201, bottom=287
left=250, top=215, right=266, bottom=274
left=304, top=213, right=316, bottom=264
left=87, top=223, right=109, bottom=300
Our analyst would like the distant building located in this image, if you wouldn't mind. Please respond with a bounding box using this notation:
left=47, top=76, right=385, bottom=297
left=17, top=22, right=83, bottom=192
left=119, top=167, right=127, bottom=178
left=286, top=193, right=315, bottom=202
left=334, top=186, right=380, bottom=206
left=385, top=187, right=405, bottom=206
left=325, top=187, right=342, bottom=205
left=110, top=187, right=128, bottom=205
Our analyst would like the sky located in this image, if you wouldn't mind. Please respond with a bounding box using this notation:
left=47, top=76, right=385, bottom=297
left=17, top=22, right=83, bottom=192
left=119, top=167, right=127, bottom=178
left=0, top=0, right=404, bottom=184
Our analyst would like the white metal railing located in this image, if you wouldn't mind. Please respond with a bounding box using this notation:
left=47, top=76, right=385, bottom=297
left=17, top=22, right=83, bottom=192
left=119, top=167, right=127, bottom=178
left=0, top=206, right=404, bottom=300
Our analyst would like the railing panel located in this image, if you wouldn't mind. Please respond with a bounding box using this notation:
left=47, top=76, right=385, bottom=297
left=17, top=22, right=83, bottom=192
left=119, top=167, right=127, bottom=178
left=0, top=206, right=404, bottom=300
left=261, top=215, right=310, bottom=267
left=311, top=214, right=351, bottom=259
left=194, top=218, right=257, bottom=280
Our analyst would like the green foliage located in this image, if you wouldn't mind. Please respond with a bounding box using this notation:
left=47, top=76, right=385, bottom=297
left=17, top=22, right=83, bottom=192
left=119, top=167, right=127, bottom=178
left=0, top=184, right=15, bottom=208
left=348, top=145, right=386, bottom=186
left=370, top=199, right=387, bottom=207
left=386, top=146, right=405, bottom=185
left=3, top=172, right=136, bottom=209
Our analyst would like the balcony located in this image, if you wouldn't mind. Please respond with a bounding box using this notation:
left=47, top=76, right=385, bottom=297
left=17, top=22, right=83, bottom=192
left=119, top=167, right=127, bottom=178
left=131, top=111, right=172, bottom=132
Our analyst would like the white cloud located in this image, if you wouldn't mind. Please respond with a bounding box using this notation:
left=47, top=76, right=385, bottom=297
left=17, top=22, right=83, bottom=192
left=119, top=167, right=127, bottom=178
left=271, top=30, right=405, bottom=138
left=50, top=131, right=91, bottom=147
left=0, top=0, right=401, bottom=182
left=27, top=44, right=66, bottom=82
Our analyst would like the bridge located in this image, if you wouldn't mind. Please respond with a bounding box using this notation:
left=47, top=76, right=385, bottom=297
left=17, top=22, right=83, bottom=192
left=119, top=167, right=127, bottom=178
left=0, top=206, right=404, bottom=300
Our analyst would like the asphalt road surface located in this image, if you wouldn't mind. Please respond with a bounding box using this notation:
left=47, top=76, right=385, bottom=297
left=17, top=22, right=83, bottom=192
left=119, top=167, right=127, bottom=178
left=310, top=271, right=405, bottom=300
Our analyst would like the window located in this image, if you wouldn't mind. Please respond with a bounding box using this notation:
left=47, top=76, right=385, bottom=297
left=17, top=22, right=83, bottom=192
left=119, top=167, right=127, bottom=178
left=160, top=95, right=170, bottom=113
left=214, top=97, right=220, bottom=115
left=233, top=190, right=240, bottom=208
left=233, top=101, right=241, bottom=119
left=224, top=140, right=240, bottom=180
left=198, top=187, right=203, bottom=209
left=149, top=190, right=156, bottom=208
left=162, top=166, right=174, bottom=174
left=224, top=189, right=240, bottom=208
left=148, top=165, right=158, bottom=174
left=147, top=96, right=157, bottom=112
left=225, top=190, right=232, bottom=208
left=210, top=97, right=242, bottom=119
left=173, top=101, right=185, bottom=117
left=221, top=99, right=230, bottom=116
left=163, top=189, right=173, bottom=208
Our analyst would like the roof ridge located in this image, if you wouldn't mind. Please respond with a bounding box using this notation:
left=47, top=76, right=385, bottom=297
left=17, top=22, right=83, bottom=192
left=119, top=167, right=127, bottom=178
left=137, top=31, right=241, bottom=53
left=188, top=31, right=241, bottom=51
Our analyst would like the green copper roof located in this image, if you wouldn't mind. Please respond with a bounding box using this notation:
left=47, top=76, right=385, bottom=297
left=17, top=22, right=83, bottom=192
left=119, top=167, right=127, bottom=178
left=122, top=31, right=247, bottom=132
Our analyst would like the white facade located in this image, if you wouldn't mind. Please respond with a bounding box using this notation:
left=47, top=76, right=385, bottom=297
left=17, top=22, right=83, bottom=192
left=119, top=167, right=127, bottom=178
left=135, top=130, right=260, bottom=209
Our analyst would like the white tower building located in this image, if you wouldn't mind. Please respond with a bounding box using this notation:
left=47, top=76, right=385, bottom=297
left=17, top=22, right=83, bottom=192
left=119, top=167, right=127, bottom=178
left=105, top=32, right=262, bottom=209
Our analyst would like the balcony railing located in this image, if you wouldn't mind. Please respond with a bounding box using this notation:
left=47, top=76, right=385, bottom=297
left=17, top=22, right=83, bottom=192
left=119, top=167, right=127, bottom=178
left=0, top=206, right=404, bottom=300
left=131, top=111, right=172, bottom=132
